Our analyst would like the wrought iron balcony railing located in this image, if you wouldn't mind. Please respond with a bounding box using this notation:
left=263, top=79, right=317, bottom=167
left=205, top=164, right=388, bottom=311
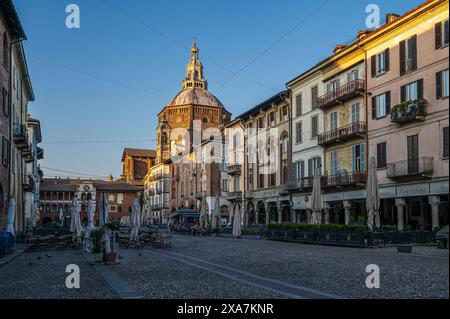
left=226, top=164, right=242, bottom=176
left=287, top=177, right=314, bottom=191
left=227, top=191, right=242, bottom=202
left=322, top=171, right=366, bottom=188
left=318, top=122, right=367, bottom=146
left=387, top=157, right=433, bottom=180
left=318, top=79, right=365, bottom=109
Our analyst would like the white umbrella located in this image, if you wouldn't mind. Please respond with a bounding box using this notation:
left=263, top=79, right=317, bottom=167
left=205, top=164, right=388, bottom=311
left=87, top=199, right=95, bottom=232
left=58, top=207, right=64, bottom=223
left=129, top=198, right=141, bottom=242
left=99, top=192, right=109, bottom=227
left=6, top=197, right=16, bottom=236
left=70, top=197, right=82, bottom=237
left=200, top=201, right=208, bottom=228
left=310, top=167, right=322, bottom=225
left=366, top=157, right=380, bottom=231
left=232, top=204, right=242, bottom=238
left=212, top=195, right=220, bottom=229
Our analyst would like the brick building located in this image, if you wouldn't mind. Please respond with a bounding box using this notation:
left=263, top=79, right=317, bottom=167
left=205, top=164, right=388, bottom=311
left=39, top=178, right=141, bottom=226
left=121, top=148, right=156, bottom=187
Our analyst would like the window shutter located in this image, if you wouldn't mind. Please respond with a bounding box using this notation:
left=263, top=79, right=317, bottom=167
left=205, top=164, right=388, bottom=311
left=352, top=146, right=356, bottom=173
left=360, top=144, right=365, bottom=172
left=317, top=157, right=322, bottom=174
left=417, top=79, right=424, bottom=100
left=435, top=22, right=443, bottom=49
left=436, top=71, right=442, bottom=99
left=385, top=48, right=390, bottom=72
left=371, top=96, right=377, bottom=119
left=385, top=91, right=391, bottom=115
left=376, top=143, right=381, bottom=168
left=400, top=85, right=407, bottom=102
left=308, top=159, right=313, bottom=177
left=300, top=161, right=305, bottom=179
left=444, top=127, right=449, bottom=158
left=411, top=35, right=418, bottom=71
left=292, top=162, right=298, bottom=181
left=399, top=40, right=406, bottom=76
left=371, top=55, right=376, bottom=77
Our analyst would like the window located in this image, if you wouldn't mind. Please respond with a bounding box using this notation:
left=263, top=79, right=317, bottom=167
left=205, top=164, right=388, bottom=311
left=407, top=135, right=419, bottom=174
left=436, top=69, right=449, bottom=99
left=117, top=193, right=124, bottom=204
left=400, top=35, right=417, bottom=75
left=351, top=103, right=360, bottom=123
left=292, top=160, right=305, bottom=181
left=222, top=179, right=229, bottom=192
left=257, top=117, right=264, bottom=130
left=248, top=168, right=253, bottom=190
left=444, top=127, right=449, bottom=159
left=327, top=80, right=339, bottom=93
left=371, top=92, right=391, bottom=120
left=233, top=177, right=240, bottom=192
left=311, top=115, right=318, bottom=138
left=401, top=79, right=423, bottom=102
left=330, top=151, right=338, bottom=176
left=269, top=112, right=275, bottom=127
left=282, top=136, right=288, bottom=153
left=377, top=142, right=387, bottom=169
left=371, top=49, right=390, bottom=77
left=281, top=106, right=288, bottom=121
left=295, top=122, right=302, bottom=144
left=295, top=93, right=302, bottom=117
left=2, top=87, right=8, bottom=116
left=347, top=69, right=359, bottom=82
left=2, top=33, right=8, bottom=69
left=108, top=194, right=115, bottom=202
left=308, top=157, right=321, bottom=176
left=311, top=85, right=319, bottom=110
left=1, top=137, right=8, bottom=166
left=352, top=144, right=365, bottom=173
left=329, top=112, right=338, bottom=130
left=435, top=19, right=449, bottom=49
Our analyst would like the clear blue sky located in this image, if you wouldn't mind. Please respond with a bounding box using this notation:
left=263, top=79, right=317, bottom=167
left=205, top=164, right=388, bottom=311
left=14, top=0, right=424, bottom=179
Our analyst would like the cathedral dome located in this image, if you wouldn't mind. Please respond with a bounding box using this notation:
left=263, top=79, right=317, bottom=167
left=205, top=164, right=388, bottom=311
left=168, top=87, right=224, bottom=108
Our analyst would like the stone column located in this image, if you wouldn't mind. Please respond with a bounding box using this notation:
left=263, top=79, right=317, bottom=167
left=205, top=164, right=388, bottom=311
left=278, top=202, right=282, bottom=224
left=265, top=203, right=270, bottom=225
left=395, top=198, right=406, bottom=231
left=323, top=202, right=330, bottom=225
left=343, top=200, right=352, bottom=225
left=428, top=196, right=441, bottom=230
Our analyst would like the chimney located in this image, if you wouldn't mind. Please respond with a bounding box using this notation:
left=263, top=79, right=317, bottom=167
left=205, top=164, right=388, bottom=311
left=386, top=13, right=400, bottom=24
left=333, top=44, right=346, bottom=53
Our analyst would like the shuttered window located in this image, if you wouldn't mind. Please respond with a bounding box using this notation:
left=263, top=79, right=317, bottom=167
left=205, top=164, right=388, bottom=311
left=436, top=69, right=449, bottom=99
left=295, top=122, right=302, bottom=144
left=400, top=35, right=417, bottom=75
left=436, top=20, right=449, bottom=49
left=377, top=142, right=387, bottom=169
left=311, top=115, right=318, bottom=138
left=444, top=127, right=449, bottom=159
left=311, top=85, right=319, bottom=110
left=295, top=93, right=302, bottom=117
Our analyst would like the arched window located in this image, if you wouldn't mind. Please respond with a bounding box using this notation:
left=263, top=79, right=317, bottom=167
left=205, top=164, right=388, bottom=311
left=2, top=33, right=8, bottom=69
left=194, top=71, right=199, bottom=80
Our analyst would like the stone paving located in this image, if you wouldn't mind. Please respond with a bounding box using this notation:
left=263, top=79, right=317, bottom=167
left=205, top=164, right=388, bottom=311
left=0, top=235, right=447, bottom=299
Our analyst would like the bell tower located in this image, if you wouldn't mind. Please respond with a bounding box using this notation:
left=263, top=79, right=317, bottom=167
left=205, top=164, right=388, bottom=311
left=182, top=42, right=208, bottom=90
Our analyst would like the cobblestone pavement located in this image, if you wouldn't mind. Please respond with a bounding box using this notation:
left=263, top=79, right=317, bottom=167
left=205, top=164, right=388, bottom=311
left=166, top=235, right=449, bottom=299
left=0, top=250, right=118, bottom=299
left=0, top=236, right=447, bottom=299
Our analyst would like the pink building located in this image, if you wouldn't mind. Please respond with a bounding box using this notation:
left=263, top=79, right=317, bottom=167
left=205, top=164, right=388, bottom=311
left=366, top=0, right=448, bottom=230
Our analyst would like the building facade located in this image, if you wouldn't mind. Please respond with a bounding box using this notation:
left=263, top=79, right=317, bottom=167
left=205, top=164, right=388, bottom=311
left=225, top=90, right=291, bottom=226
left=364, top=0, right=449, bottom=230
left=39, top=178, right=141, bottom=226
left=121, top=148, right=156, bottom=187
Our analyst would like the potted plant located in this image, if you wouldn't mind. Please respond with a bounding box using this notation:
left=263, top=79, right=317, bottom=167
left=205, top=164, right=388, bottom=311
left=105, top=221, right=120, bottom=263
left=89, top=229, right=103, bottom=263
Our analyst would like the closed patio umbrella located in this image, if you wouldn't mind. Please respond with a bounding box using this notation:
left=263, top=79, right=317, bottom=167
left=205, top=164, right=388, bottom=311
left=87, top=199, right=95, bottom=232
left=99, top=192, right=109, bottom=227
left=366, top=157, right=380, bottom=232
left=58, top=207, right=64, bottom=223
left=232, top=204, right=242, bottom=238
left=310, top=167, right=322, bottom=225
left=70, top=197, right=82, bottom=238
left=129, top=198, right=141, bottom=242
left=212, top=195, right=220, bottom=229
left=6, top=197, right=16, bottom=236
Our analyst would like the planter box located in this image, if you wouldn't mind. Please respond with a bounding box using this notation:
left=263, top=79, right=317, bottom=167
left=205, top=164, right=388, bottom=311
left=397, top=245, right=413, bottom=253
left=318, top=231, right=367, bottom=247
left=294, top=230, right=317, bottom=243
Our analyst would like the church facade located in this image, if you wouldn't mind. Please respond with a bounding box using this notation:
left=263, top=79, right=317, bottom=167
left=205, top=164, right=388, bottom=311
left=143, top=43, right=231, bottom=224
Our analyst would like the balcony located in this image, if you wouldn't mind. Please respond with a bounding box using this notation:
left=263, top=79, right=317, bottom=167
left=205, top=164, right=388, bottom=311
left=391, top=100, right=427, bottom=124
left=387, top=157, right=433, bottom=181
left=227, top=164, right=242, bottom=176
left=287, top=177, right=314, bottom=191
left=322, top=171, right=366, bottom=188
left=36, top=147, right=44, bottom=160
left=13, top=124, right=28, bottom=149
left=318, top=122, right=367, bottom=146
left=318, top=79, right=365, bottom=109
left=227, top=191, right=242, bottom=202
left=23, top=144, right=34, bottom=162
left=278, top=184, right=289, bottom=196
left=23, top=175, right=35, bottom=192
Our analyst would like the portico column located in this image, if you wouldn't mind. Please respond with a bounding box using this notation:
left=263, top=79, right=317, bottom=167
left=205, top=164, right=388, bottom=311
left=278, top=202, right=282, bottom=224
left=395, top=198, right=406, bottom=231
left=428, top=196, right=441, bottom=230
left=343, top=200, right=351, bottom=225
left=323, top=202, right=330, bottom=225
